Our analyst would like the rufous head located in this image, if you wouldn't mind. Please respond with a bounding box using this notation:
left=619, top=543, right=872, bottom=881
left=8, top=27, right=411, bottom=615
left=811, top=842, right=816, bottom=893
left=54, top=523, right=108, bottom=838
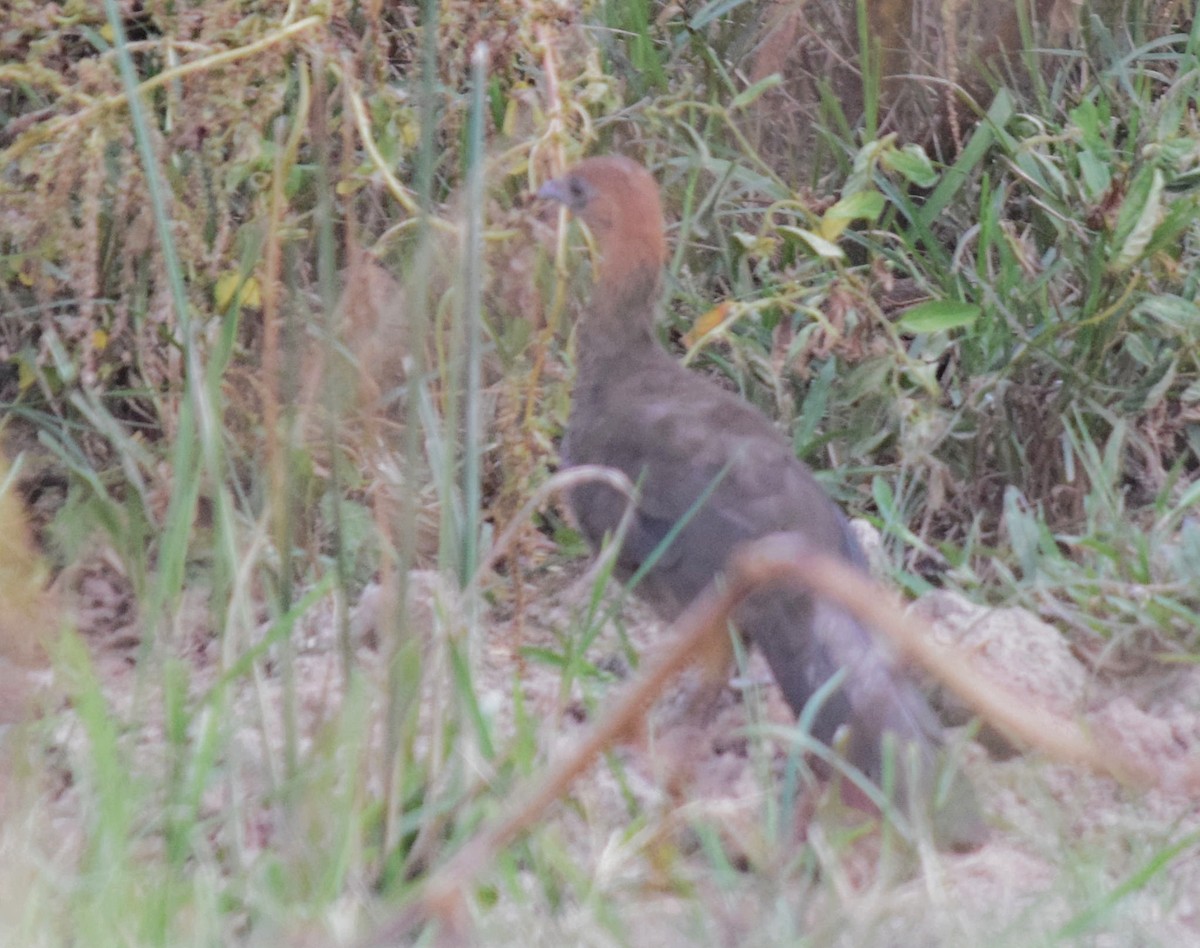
left=537, top=155, right=668, bottom=287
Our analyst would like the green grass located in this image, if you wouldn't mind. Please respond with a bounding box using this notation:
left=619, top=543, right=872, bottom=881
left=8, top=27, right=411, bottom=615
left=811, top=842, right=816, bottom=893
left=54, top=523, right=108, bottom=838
left=1, top=0, right=1199, bottom=944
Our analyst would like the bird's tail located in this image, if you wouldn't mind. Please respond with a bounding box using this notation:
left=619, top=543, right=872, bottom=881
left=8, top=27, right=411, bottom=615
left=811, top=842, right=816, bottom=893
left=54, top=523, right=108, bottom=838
left=740, top=586, right=985, bottom=850
left=812, top=600, right=986, bottom=850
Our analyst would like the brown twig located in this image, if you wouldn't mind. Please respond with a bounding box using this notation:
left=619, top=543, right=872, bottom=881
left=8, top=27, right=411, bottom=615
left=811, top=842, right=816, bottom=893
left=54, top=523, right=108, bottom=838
left=355, top=533, right=1157, bottom=945
left=355, top=529, right=747, bottom=948
left=469, top=465, right=637, bottom=588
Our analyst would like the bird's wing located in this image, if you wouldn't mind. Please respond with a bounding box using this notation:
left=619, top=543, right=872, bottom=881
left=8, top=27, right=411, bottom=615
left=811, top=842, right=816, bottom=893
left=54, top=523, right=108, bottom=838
left=608, top=369, right=839, bottom=519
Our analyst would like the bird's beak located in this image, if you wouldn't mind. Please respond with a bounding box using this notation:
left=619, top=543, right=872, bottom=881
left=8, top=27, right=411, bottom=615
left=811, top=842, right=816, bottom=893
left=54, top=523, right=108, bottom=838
left=537, top=176, right=580, bottom=211
left=536, top=178, right=568, bottom=205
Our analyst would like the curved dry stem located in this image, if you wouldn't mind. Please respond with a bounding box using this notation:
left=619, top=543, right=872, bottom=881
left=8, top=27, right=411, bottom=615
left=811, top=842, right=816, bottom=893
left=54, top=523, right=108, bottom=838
left=338, top=62, right=423, bottom=222
left=0, top=16, right=324, bottom=164
left=470, top=464, right=637, bottom=589
left=728, top=535, right=1154, bottom=787
left=357, top=533, right=1158, bottom=946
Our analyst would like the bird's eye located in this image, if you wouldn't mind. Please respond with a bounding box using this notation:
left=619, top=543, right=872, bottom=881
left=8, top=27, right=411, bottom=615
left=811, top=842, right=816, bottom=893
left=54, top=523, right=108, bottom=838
left=568, top=177, right=586, bottom=201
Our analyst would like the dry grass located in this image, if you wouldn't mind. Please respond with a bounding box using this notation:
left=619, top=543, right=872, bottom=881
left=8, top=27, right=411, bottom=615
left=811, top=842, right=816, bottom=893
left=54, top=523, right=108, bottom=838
left=2, top=0, right=1199, bottom=944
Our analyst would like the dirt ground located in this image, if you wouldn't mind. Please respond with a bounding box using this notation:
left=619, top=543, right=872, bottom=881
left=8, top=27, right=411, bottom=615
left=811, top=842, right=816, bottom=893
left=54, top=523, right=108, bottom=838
left=7, top=527, right=1200, bottom=945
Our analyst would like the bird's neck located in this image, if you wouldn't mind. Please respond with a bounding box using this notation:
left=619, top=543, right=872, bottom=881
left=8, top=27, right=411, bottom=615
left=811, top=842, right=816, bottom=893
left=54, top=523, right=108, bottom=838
left=576, top=261, right=663, bottom=375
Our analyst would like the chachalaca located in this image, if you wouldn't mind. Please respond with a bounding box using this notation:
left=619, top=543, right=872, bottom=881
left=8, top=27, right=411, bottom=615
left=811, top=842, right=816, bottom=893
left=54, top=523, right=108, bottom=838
left=538, top=155, right=983, bottom=848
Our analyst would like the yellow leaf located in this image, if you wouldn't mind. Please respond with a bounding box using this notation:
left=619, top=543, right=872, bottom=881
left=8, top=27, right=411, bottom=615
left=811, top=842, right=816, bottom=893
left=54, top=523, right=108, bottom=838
left=100, top=24, right=115, bottom=43
left=0, top=451, right=57, bottom=675
left=400, top=117, right=419, bottom=150
left=17, top=358, right=36, bottom=392
left=214, top=272, right=262, bottom=310
left=502, top=94, right=521, bottom=137
left=91, top=328, right=109, bottom=352
left=682, top=301, right=732, bottom=347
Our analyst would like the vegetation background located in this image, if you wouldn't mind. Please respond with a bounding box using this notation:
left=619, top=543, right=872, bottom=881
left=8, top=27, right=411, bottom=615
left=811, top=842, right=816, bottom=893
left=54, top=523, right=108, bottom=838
left=2, top=0, right=1199, bottom=944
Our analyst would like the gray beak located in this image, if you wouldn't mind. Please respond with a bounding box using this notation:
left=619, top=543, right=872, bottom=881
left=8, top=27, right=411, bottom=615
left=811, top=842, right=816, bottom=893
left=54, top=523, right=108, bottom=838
left=537, top=176, right=585, bottom=211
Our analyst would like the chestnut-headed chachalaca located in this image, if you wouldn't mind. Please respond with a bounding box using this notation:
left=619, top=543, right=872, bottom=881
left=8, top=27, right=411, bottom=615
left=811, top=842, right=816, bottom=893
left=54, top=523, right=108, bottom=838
left=538, top=155, right=983, bottom=848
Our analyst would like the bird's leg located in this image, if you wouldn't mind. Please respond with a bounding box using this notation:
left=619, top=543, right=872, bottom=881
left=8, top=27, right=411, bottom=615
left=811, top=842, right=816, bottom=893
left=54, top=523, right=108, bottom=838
left=644, top=626, right=735, bottom=801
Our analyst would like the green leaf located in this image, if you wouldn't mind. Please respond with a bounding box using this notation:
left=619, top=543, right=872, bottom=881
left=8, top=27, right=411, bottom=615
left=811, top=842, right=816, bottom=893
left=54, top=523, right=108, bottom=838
left=1134, top=294, right=1200, bottom=331
left=1078, top=150, right=1112, bottom=202
left=1111, top=167, right=1165, bottom=271
left=897, top=300, right=981, bottom=333
left=818, top=190, right=886, bottom=241
left=730, top=73, right=783, bottom=110
left=689, top=0, right=755, bottom=29
left=882, top=143, right=938, bottom=188
left=777, top=225, right=845, bottom=260
left=1144, top=193, right=1200, bottom=257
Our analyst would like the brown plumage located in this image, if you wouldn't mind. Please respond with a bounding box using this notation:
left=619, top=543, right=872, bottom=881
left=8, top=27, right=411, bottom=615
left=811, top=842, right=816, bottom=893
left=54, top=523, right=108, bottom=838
left=538, top=155, right=983, bottom=847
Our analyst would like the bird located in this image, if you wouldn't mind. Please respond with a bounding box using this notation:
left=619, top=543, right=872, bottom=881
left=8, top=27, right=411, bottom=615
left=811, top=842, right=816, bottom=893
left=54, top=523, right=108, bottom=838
left=537, top=154, right=984, bottom=848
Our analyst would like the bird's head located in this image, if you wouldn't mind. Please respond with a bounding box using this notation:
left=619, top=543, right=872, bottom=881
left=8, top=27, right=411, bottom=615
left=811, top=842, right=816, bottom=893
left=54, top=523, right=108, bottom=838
left=537, top=155, right=667, bottom=289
